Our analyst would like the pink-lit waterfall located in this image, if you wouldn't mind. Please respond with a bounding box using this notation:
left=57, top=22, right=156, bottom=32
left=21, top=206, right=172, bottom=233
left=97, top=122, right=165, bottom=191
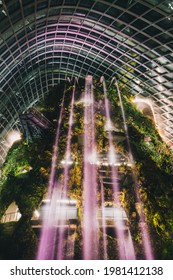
left=66, top=226, right=77, bottom=260
left=37, top=83, right=76, bottom=260
left=101, top=77, right=136, bottom=260
left=56, top=81, right=76, bottom=260
left=100, top=179, right=108, bottom=259
left=82, top=75, right=99, bottom=259
left=37, top=89, right=65, bottom=260
left=36, top=74, right=153, bottom=260
left=48, top=90, right=65, bottom=197
left=113, top=77, right=154, bottom=260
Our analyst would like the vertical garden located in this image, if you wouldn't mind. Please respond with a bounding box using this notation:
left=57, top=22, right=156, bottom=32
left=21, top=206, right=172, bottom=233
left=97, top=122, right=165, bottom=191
left=0, top=79, right=173, bottom=260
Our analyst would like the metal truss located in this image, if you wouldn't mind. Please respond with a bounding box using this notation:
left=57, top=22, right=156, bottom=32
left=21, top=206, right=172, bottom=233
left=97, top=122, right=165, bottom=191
left=0, top=0, right=173, bottom=164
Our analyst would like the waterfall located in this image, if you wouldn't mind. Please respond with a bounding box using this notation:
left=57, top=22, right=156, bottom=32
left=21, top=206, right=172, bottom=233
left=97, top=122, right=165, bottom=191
left=56, top=81, right=76, bottom=260
left=36, top=75, right=152, bottom=260
left=114, top=78, right=153, bottom=260
left=101, top=77, right=136, bottom=260
left=100, top=179, right=108, bottom=259
left=82, top=75, right=99, bottom=260
left=37, top=82, right=76, bottom=260
left=37, top=88, right=65, bottom=260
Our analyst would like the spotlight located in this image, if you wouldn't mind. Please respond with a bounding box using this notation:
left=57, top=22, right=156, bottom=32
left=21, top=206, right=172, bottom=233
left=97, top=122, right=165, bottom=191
left=6, top=130, right=21, bottom=146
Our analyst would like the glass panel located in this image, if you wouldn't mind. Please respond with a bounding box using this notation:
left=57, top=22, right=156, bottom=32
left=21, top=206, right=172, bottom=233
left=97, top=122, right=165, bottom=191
left=23, top=6, right=35, bottom=16
left=144, top=26, right=161, bottom=36
left=37, top=1, right=48, bottom=11
left=11, top=12, right=22, bottom=24
left=157, top=18, right=173, bottom=29
left=8, top=0, right=20, bottom=14
left=50, top=0, right=63, bottom=7
left=94, top=2, right=109, bottom=13
left=78, top=0, right=95, bottom=8
left=143, top=10, right=162, bottom=21
left=131, top=19, right=148, bottom=29
left=119, top=13, right=136, bottom=23
left=129, top=2, right=149, bottom=15
left=65, top=0, right=78, bottom=5
left=22, top=0, right=33, bottom=6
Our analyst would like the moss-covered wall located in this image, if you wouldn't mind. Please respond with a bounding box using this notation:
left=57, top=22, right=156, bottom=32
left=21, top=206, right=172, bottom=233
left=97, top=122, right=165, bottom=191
left=108, top=84, right=173, bottom=259
left=0, top=80, right=173, bottom=259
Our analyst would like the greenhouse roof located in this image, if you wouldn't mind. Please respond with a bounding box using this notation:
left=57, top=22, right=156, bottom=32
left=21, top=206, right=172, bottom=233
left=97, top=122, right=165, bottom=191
left=0, top=0, right=173, bottom=163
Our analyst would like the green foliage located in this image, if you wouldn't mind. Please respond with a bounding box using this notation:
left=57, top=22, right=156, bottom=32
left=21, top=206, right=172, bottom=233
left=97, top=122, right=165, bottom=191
left=11, top=217, right=37, bottom=260
left=108, top=84, right=173, bottom=259
left=0, top=222, right=16, bottom=259
left=1, top=80, right=173, bottom=260
left=0, top=219, right=37, bottom=260
left=74, top=225, right=82, bottom=260
left=0, top=85, right=67, bottom=259
left=1, top=141, right=29, bottom=179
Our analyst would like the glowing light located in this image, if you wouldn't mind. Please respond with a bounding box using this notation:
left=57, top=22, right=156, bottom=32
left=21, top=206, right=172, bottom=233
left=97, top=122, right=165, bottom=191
left=169, top=2, right=173, bottom=9
left=61, top=151, right=74, bottom=165
left=100, top=76, right=104, bottom=83
left=144, top=136, right=151, bottom=142
left=61, top=159, right=73, bottom=165
left=19, top=166, right=32, bottom=174
left=86, top=75, right=93, bottom=83
left=6, top=130, right=21, bottom=146
left=105, top=119, right=115, bottom=131
left=135, top=79, right=140, bottom=85
left=108, top=145, right=116, bottom=164
left=133, top=84, right=143, bottom=93
left=157, top=75, right=165, bottom=83
left=2, top=9, right=7, bottom=16
left=88, top=150, right=97, bottom=164
left=114, top=163, right=121, bottom=166
left=156, top=66, right=166, bottom=74
left=84, top=96, right=93, bottom=106
left=42, top=199, right=77, bottom=205
left=157, top=84, right=164, bottom=91
left=132, top=97, right=157, bottom=125
left=75, top=95, right=93, bottom=106
left=34, top=210, right=40, bottom=219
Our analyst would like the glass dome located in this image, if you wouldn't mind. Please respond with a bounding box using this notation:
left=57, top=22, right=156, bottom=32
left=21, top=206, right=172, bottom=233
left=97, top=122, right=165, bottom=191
left=0, top=0, right=173, bottom=164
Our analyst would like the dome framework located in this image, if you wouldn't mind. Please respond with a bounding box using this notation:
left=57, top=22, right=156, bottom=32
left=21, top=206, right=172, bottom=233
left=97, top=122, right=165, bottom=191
left=0, top=0, right=173, bottom=164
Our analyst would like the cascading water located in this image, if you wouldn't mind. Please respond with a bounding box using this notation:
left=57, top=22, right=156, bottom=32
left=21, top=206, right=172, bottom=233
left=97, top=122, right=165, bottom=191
left=82, top=75, right=99, bottom=260
left=56, top=81, right=76, bottom=260
left=37, top=89, right=65, bottom=260
left=36, top=75, right=152, bottom=260
left=37, top=183, right=64, bottom=259
left=100, top=179, right=108, bottom=260
left=66, top=225, right=76, bottom=260
left=113, top=77, right=154, bottom=260
left=37, top=82, right=76, bottom=260
left=48, top=90, right=65, bottom=197
left=101, top=76, right=136, bottom=260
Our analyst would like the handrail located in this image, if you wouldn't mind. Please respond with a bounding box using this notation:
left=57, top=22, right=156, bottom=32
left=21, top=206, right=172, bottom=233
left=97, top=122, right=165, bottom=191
left=1, top=211, right=21, bottom=223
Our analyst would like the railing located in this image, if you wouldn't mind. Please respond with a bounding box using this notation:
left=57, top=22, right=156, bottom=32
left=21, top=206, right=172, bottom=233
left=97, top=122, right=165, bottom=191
left=1, top=211, right=21, bottom=223
left=39, top=206, right=78, bottom=221
left=1, top=207, right=127, bottom=224
left=1, top=207, right=78, bottom=224
left=97, top=207, right=128, bottom=220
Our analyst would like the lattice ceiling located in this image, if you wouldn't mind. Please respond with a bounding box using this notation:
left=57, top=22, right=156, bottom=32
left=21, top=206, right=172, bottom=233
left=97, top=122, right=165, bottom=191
left=0, top=0, right=173, bottom=164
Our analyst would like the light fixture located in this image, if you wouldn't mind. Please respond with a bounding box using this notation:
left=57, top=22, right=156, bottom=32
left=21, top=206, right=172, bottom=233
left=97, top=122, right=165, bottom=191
left=33, top=210, right=40, bottom=219
left=61, top=159, right=73, bottom=165
left=6, top=130, right=21, bottom=147
left=61, top=153, right=74, bottom=165
left=104, top=119, right=115, bottom=131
